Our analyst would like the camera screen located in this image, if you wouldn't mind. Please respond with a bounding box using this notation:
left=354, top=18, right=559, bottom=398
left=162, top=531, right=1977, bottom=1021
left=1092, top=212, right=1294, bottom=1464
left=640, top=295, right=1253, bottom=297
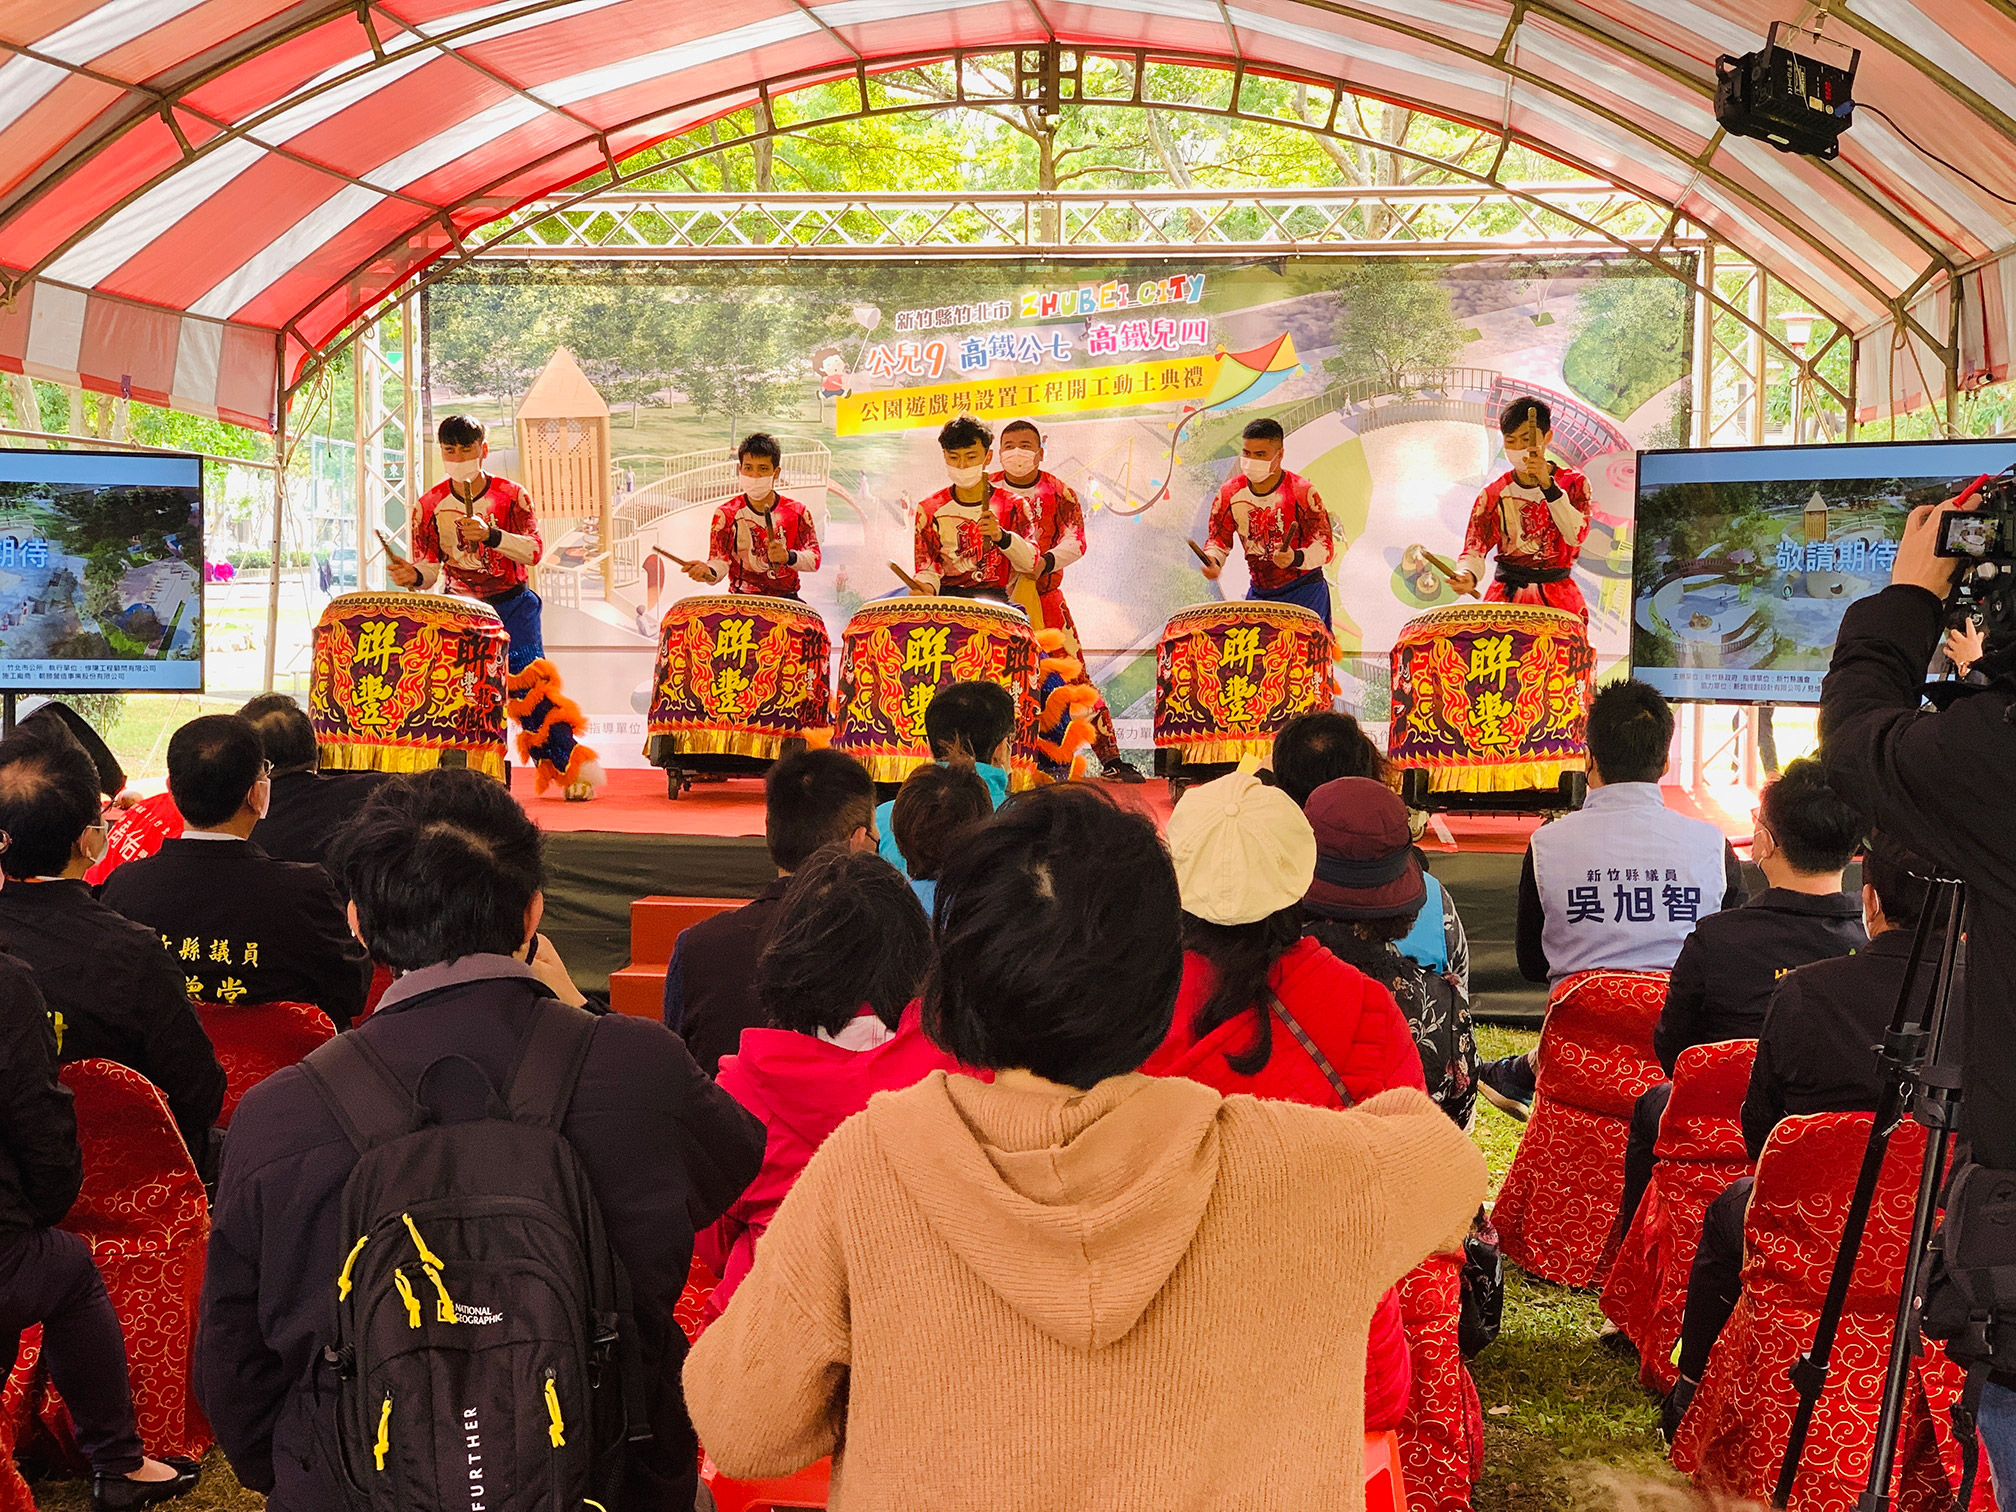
left=1634, top=439, right=2016, bottom=704
left=1939, top=511, right=2001, bottom=558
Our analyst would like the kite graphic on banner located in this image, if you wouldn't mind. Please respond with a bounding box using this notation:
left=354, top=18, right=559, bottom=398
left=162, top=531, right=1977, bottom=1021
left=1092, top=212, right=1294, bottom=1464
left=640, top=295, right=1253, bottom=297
left=1107, top=332, right=1304, bottom=517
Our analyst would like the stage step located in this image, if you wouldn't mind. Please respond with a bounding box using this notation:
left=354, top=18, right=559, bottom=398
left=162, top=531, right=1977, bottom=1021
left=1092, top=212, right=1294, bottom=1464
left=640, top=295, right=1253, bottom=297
left=610, top=895, right=747, bottom=1019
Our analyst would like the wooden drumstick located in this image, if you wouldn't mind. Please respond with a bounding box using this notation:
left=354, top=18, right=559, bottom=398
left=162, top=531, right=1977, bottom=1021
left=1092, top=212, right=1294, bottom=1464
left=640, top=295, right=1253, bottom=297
left=1419, top=549, right=1482, bottom=599
left=1185, top=539, right=1215, bottom=566
left=653, top=545, right=699, bottom=570
left=888, top=561, right=929, bottom=594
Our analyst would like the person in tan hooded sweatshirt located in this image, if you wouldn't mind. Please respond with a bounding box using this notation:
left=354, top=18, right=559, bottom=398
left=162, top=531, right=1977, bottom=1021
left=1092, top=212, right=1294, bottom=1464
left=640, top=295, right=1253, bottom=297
left=685, top=784, right=1487, bottom=1511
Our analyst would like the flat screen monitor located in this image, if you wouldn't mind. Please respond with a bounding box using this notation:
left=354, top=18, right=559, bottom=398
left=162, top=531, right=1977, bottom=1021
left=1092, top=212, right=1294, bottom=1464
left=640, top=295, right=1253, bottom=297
left=1632, top=437, right=2016, bottom=704
left=0, top=448, right=203, bottom=692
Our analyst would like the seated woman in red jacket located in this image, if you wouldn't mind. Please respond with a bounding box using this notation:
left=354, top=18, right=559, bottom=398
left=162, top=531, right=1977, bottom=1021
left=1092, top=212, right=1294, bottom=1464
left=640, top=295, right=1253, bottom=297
left=696, top=845, right=965, bottom=1326
left=1141, top=769, right=1425, bottom=1431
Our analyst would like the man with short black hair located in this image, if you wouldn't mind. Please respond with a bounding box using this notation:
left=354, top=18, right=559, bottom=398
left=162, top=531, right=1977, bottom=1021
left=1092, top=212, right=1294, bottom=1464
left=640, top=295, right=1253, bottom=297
left=1478, top=679, right=1744, bottom=1119
left=0, top=722, right=223, bottom=1164
left=683, top=432, right=822, bottom=599
left=876, top=680, right=1015, bottom=877
left=1197, top=415, right=1337, bottom=629
left=911, top=415, right=1037, bottom=600
left=238, top=692, right=386, bottom=871
left=101, top=715, right=370, bottom=1029
left=1448, top=396, right=1594, bottom=624
left=197, top=769, right=764, bottom=1512
left=663, top=748, right=877, bottom=1076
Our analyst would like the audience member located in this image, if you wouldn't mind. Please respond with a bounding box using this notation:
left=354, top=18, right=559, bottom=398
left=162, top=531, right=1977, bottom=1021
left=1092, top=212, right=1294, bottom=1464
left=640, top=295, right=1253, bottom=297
left=101, top=715, right=370, bottom=1029
left=197, top=769, right=765, bottom=1512
left=237, top=693, right=387, bottom=871
left=0, top=722, right=223, bottom=1165
left=1270, top=710, right=1469, bottom=984
left=875, top=680, right=1015, bottom=876
left=0, top=945, right=200, bottom=1509
left=1613, top=759, right=1866, bottom=1238
left=1479, top=680, right=1744, bottom=1120
left=1141, top=770, right=1424, bottom=1433
left=686, top=784, right=1484, bottom=1505
left=1299, top=776, right=1480, bottom=1129
left=1661, top=841, right=1936, bottom=1439
left=21, top=700, right=126, bottom=801
left=697, top=847, right=963, bottom=1325
left=664, top=748, right=876, bottom=1077
left=889, top=757, right=993, bottom=912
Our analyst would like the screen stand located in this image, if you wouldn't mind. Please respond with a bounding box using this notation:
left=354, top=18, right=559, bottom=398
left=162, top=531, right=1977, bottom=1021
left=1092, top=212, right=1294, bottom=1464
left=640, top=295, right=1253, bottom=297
left=0, top=692, right=14, bottom=737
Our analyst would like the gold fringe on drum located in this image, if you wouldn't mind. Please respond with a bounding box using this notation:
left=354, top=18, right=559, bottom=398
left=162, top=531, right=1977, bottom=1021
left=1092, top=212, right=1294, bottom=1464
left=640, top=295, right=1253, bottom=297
left=1405, top=757, right=1587, bottom=794
left=317, top=740, right=507, bottom=780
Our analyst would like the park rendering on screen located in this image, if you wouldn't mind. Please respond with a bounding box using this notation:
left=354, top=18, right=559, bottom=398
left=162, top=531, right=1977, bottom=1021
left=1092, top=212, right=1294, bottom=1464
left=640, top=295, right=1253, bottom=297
left=0, top=448, right=203, bottom=692
left=1633, top=437, right=2016, bottom=704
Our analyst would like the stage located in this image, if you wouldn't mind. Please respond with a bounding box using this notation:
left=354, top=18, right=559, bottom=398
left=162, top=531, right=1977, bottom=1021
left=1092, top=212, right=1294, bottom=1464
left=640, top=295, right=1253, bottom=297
left=523, top=769, right=1759, bottom=1025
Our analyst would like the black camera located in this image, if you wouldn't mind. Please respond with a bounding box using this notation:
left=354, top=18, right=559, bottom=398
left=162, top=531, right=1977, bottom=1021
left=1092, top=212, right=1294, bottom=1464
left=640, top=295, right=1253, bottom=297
left=1934, top=470, right=2016, bottom=637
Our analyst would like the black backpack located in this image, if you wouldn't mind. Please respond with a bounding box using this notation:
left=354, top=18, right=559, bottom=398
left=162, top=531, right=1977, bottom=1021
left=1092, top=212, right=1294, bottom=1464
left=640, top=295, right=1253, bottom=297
left=301, top=1001, right=644, bottom=1512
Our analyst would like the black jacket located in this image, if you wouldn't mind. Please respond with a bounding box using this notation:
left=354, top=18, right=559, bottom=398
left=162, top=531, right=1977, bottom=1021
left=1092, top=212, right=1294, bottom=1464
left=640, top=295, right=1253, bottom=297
left=1653, top=886, right=1867, bottom=1074
left=1820, top=584, right=2016, bottom=1166
left=1742, top=927, right=1937, bottom=1161
left=0, top=880, right=224, bottom=1159
left=662, top=876, right=789, bottom=1077
left=100, top=837, right=371, bottom=1029
left=250, top=769, right=388, bottom=871
left=1517, top=841, right=1748, bottom=984
left=196, top=957, right=765, bottom=1512
left=0, top=951, right=79, bottom=1237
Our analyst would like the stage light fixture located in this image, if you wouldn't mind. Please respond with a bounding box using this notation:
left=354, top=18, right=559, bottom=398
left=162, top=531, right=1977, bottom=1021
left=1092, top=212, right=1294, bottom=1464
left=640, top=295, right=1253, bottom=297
left=1715, top=22, right=1859, bottom=160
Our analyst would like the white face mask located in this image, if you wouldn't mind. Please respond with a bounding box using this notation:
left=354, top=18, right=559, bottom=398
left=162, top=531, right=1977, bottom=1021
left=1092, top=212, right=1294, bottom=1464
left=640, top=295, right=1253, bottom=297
left=999, top=448, right=1039, bottom=478
left=1239, top=456, right=1276, bottom=485
left=741, top=473, right=776, bottom=502
left=946, top=462, right=987, bottom=490
left=444, top=457, right=483, bottom=484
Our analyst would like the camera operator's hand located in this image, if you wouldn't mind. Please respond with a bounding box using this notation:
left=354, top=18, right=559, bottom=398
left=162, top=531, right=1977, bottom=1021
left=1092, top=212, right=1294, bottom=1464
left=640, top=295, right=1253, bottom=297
left=1947, top=618, right=1987, bottom=676
left=1892, top=496, right=1975, bottom=600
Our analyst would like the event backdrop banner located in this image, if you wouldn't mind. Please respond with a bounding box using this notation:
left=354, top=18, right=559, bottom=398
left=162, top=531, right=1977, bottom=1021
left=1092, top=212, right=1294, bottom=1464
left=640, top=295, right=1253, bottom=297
left=425, top=254, right=1689, bottom=763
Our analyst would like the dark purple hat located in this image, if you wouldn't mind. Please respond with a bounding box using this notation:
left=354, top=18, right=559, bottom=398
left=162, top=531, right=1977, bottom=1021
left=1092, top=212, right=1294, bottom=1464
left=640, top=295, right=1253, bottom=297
left=1302, top=776, right=1427, bottom=922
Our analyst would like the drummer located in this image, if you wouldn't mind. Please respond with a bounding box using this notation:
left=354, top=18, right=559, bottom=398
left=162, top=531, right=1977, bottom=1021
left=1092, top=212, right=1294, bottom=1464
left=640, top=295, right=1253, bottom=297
left=1196, top=417, right=1337, bottom=630
left=388, top=415, right=601, bottom=800
left=911, top=415, right=1037, bottom=602
left=1446, top=395, right=1593, bottom=625
left=682, top=432, right=822, bottom=600
left=990, top=420, right=1142, bottom=783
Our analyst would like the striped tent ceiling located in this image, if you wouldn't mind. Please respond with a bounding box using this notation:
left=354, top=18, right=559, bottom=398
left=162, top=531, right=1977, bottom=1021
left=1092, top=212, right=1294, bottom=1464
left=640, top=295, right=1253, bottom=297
left=3, top=0, right=2016, bottom=430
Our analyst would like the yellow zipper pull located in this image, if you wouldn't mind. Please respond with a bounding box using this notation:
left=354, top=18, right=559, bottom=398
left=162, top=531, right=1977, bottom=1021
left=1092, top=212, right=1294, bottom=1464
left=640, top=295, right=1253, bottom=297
left=373, top=1395, right=391, bottom=1471
left=543, top=1375, right=566, bottom=1448
left=336, top=1236, right=369, bottom=1300
left=400, top=1213, right=445, bottom=1270
left=423, top=1263, right=455, bottom=1324
left=392, top=1269, right=421, bottom=1329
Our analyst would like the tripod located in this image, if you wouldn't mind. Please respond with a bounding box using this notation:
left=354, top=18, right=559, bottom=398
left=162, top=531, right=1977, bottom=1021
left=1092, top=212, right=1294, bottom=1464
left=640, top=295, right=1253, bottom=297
left=1773, top=874, right=1971, bottom=1511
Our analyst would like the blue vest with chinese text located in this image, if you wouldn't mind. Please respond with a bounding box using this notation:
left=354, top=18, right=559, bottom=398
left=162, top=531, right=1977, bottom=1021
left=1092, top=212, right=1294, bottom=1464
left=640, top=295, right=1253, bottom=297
left=1530, top=783, right=1729, bottom=983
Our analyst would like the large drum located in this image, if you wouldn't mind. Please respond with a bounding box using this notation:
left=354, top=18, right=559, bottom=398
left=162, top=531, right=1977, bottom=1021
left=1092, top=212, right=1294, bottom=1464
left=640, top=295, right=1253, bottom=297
left=646, top=594, right=833, bottom=764
left=309, top=590, right=510, bottom=777
left=1388, top=602, right=1594, bottom=794
left=1154, top=601, right=1339, bottom=764
left=832, top=596, right=1040, bottom=786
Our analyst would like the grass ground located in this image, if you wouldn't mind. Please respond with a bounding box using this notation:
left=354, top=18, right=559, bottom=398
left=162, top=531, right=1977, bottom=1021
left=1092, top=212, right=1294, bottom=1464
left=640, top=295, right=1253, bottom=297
left=25, top=1026, right=1695, bottom=1511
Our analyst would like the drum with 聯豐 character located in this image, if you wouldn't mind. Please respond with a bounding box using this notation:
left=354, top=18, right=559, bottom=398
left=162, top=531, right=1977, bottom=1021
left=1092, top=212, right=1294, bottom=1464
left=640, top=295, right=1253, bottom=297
left=309, top=589, right=510, bottom=777
left=645, top=594, right=833, bottom=791
left=1153, top=601, right=1339, bottom=782
left=1387, top=601, right=1594, bottom=809
left=831, top=596, right=1042, bottom=788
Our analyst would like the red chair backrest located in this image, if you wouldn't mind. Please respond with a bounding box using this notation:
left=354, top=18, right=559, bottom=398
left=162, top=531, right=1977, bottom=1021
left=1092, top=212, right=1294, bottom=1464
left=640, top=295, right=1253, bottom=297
left=1535, top=969, right=1671, bottom=1116
left=84, top=792, right=183, bottom=887
left=1743, top=1111, right=1928, bottom=1311
left=57, top=1060, right=206, bottom=1254
left=1654, top=1038, right=1758, bottom=1165
left=195, top=1001, right=337, bottom=1126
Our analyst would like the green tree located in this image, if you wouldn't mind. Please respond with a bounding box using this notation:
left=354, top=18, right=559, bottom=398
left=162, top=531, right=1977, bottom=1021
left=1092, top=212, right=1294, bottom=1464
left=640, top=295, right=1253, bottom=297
left=1323, top=262, right=1465, bottom=391
left=1562, top=271, right=1689, bottom=420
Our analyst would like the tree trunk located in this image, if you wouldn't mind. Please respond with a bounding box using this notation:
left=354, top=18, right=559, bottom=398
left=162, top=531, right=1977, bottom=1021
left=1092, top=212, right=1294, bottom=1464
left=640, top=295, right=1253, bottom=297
left=6, top=373, right=43, bottom=439
left=753, top=136, right=774, bottom=194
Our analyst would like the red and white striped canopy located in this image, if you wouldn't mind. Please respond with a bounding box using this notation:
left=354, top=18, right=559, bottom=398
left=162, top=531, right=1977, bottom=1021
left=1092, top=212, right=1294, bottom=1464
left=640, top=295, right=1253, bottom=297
left=4, top=0, right=2016, bottom=430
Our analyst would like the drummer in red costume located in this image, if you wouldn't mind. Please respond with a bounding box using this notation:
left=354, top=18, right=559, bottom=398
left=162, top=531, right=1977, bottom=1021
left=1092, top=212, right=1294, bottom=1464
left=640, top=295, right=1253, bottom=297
left=990, top=420, right=1144, bottom=782
left=387, top=415, right=602, bottom=800
left=1448, top=395, right=1593, bottom=625
left=911, top=415, right=1036, bottom=601
left=683, top=432, right=822, bottom=600
left=1197, top=417, right=1337, bottom=631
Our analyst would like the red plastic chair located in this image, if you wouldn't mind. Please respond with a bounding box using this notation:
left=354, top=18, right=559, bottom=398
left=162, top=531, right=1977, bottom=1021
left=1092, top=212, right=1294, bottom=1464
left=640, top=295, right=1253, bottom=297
left=1601, top=1038, right=1757, bottom=1392
left=1493, top=969, right=1670, bottom=1288
left=1364, top=1429, right=1410, bottom=1512
left=8, top=1061, right=212, bottom=1471
left=1394, top=1253, right=1483, bottom=1511
left=195, top=999, right=337, bottom=1127
left=1671, top=1113, right=1968, bottom=1511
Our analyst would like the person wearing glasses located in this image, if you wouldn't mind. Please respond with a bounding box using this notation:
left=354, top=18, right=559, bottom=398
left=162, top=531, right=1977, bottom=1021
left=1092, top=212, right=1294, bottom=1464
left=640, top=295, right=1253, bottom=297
left=0, top=720, right=225, bottom=1171
left=101, top=717, right=370, bottom=1033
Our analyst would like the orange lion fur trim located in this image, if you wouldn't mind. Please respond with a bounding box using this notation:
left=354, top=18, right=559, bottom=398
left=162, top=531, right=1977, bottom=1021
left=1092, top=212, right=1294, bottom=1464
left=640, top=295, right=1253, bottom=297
left=1037, top=653, right=1085, bottom=682
left=1040, top=681, right=1099, bottom=728
left=527, top=742, right=604, bottom=796
left=1035, top=628, right=1068, bottom=651
left=504, top=659, right=558, bottom=720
